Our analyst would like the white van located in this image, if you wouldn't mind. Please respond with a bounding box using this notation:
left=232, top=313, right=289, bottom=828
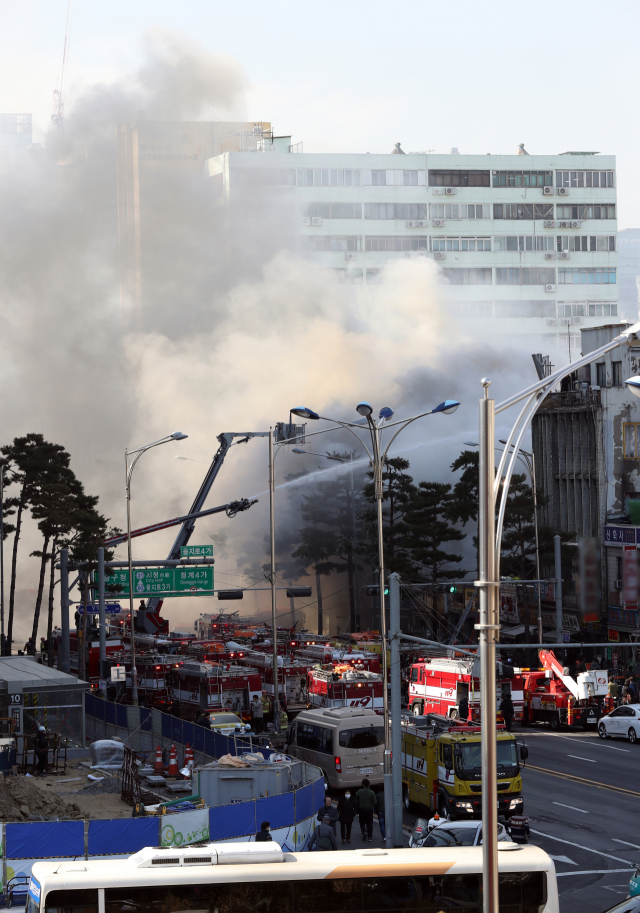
left=287, top=706, right=384, bottom=788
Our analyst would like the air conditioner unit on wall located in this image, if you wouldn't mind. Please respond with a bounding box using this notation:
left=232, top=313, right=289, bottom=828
left=558, top=221, right=571, bottom=228
left=545, top=252, right=557, bottom=260
left=560, top=251, right=570, bottom=260
left=300, top=217, right=310, bottom=226
left=445, top=187, right=457, bottom=195
left=434, top=251, right=446, bottom=260
left=557, top=187, right=570, bottom=196
left=547, top=319, right=559, bottom=326
left=545, top=284, right=557, bottom=293
left=544, top=220, right=556, bottom=228
left=432, top=219, right=445, bottom=227
left=407, top=221, right=417, bottom=228
left=543, top=186, right=554, bottom=195
left=345, top=252, right=357, bottom=261
left=571, top=220, right=581, bottom=228
left=416, top=220, right=428, bottom=228
left=311, top=217, right=323, bottom=226
left=571, top=316, right=583, bottom=325
left=431, top=188, right=442, bottom=194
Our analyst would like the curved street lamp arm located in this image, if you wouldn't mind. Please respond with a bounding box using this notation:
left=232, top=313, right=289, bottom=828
left=382, top=411, right=433, bottom=461
left=493, top=393, right=539, bottom=502
left=495, top=322, right=640, bottom=414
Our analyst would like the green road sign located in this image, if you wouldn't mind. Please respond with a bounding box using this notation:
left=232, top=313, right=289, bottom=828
left=101, top=566, right=214, bottom=598
left=180, top=544, right=213, bottom=558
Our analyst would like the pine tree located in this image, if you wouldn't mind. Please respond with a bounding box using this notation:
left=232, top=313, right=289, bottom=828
left=404, top=481, right=465, bottom=584
left=360, top=457, right=419, bottom=578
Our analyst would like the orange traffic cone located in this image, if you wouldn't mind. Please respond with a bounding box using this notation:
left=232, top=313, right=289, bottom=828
left=184, top=743, right=194, bottom=765
left=168, top=743, right=178, bottom=777
left=154, top=745, right=163, bottom=772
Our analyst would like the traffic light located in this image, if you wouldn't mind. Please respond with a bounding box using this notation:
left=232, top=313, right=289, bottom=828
left=286, top=587, right=312, bottom=597
left=449, top=586, right=458, bottom=594
left=366, top=585, right=389, bottom=596
left=217, top=590, right=243, bottom=600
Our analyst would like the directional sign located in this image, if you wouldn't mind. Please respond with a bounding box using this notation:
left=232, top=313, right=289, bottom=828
left=102, top=567, right=214, bottom=598
left=180, top=544, right=213, bottom=558
left=77, top=603, right=122, bottom=616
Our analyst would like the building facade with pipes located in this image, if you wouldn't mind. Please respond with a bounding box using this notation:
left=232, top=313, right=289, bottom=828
left=532, top=323, right=640, bottom=642
left=207, top=145, right=619, bottom=346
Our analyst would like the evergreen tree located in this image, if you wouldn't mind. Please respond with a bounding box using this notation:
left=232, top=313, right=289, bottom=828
left=360, top=457, right=419, bottom=578
left=404, top=481, right=465, bottom=584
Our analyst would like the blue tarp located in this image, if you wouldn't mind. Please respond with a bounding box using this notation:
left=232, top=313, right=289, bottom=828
left=312, top=777, right=325, bottom=813
left=116, top=704, right=128, bottom=728
left=171, top=716, right=183, bottom=745
left=85, top=693, right=95, bottom=717
left=256, top=794, right=294, bottom=830
left=161, top=712, right=172, bottom=739
left=193, top=722, right=205, bottom=753
left=6, top=821, right=84, bottom=859
left=105, top=701, right=116, bottom=726
left=182, top=722, right=194, bottom=748
left=209, top=801, right=256, bottom=841
left=294, top=784, right=314, bottom=823
left=88, top=817, right=160, bottom=856
left=140, top=707, right=152, bottom=732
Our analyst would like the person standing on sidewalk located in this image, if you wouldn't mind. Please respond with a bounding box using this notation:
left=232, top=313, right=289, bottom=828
left=251, top=695, right=264, bottom=733
left=356, top=778, right=376, bottom=842
left=337, top=789, right=357, bottom=844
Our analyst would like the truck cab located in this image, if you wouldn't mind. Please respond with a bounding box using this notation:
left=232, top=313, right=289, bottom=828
left=402, top=714, right=526, bottom=820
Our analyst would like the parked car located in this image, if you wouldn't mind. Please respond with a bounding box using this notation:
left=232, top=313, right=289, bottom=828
left=629, top=862, right=640, bottom=898
left=599, top=895, right=640, bottom=913
left=414, top=818, right=510, bottom=848
left=597, top=704, right=640, bottom=743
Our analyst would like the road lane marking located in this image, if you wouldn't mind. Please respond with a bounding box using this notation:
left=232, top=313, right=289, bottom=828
left=526, top=765, right=640, bottom=797
left=557, top=869, right=634, bottom=877
left=567, top=755, right=596, bottom=763
left=552, top=801, right=588, bottom=814
left=524, top=732, right=630, bottom=751
left=549, top=854, right=577, bottom=865
left=613, top=839, right=640, bottom=850
left=529, top=829, right=631, bottom=864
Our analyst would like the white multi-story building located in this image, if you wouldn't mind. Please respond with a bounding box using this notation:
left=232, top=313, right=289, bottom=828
left=208, top=145, right=619, bottom=344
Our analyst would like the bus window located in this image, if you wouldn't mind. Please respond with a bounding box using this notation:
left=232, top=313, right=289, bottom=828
left=46, top=889, right=98, bottom=913
left=338, top=727, right=384, bottom=749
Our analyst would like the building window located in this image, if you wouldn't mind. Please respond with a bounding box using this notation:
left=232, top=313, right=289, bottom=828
left=365, top=236, right=428, bottom=251
left=556, top=204, right=616, bottom=220
left=557, top=301, right=617, bottom=317
left=613, top=361, right=622, bottom=386
left=556, top=170, right=614, bottom=188
left=428, top=170, right=490, bottom=187
left=233, top=168, right=296, bottom=185
left=361, top=170, right=426, bottom=186
left=495, top=267, right=556, bottom=285
left=595, top=363, right=607, bottom=387
left=364, top=203, right=428, bottom=220
left=304, top=236, right=362, bottom=251
left=440, top=268, right=492, bottom=285
left=431, top=237, right=491, bottom=251
left=492, top=171, right=552, bottom=187
left=494, top=300, right=556, bottom=318
left=558, top=267, right=616, bottom=284
left=624, top=423, right=640, bottom=458
left=298, top=168, right=361, bottom=186
left=366, top=268, right=382, bottom=284
left=429, top=203, right=490, bottom=220
left=493, top=203, right=554, bottom=220
left=494, top=235, right=555, bottom=252
left=556, top=235, right=616, bottom=252
left=448, top=302, right=493, bottom=318
left=302, top=202, right=362, bottom=219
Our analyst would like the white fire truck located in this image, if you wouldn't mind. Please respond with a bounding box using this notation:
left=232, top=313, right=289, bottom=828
left=307, top=666, right=384, bottom=713
left=407, top=656, right=524, bottom=723
left=295, top=644, right=380, bottom=673
left=169, top=661, right=262, bottom=720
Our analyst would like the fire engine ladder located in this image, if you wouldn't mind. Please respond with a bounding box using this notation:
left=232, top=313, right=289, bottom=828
left=448, top=591, right=476, bottom=645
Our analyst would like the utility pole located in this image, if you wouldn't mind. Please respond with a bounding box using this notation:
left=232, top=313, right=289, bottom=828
left=59, top=548, right=69, bottom=674
left=98, top=547, right=107, bottom=696
left=389, top=573, right=403, bottom=846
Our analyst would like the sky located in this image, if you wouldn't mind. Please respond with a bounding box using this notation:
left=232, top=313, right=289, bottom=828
left=1, top=0, right=640, bottom=222
left=0, top=0, right=636, bottom=641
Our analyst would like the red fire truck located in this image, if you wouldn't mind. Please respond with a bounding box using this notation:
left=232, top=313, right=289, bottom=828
left=169, top=661, right=262, bottom=720
left=63, top=633, right=125, bottom=686
left=307, top=666, right=384, bottom=713
left=522, top=650, right=608, bottom=729
left=407, top=656, right=524, bottom=723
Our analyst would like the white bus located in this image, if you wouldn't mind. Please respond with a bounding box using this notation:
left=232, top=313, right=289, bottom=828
left=27, top=840, right=558, bottom=913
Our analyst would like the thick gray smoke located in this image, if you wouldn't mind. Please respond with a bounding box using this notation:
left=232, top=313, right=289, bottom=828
left=0, top=34, right=543, bottom=641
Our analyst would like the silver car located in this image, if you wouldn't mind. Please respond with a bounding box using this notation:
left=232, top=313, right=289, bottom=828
left=421, top=819, right=510, bottom=847
left=598, top=704, right=640, bottom=743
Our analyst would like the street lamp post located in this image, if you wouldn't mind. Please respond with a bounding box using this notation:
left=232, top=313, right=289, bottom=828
left=292, top=448, right=361, bottom=632
left=291, top=398, right=460, bottom=848
left=125, top=432, right=188, bottom=705
left=478, top=319, right=640, bottom=913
